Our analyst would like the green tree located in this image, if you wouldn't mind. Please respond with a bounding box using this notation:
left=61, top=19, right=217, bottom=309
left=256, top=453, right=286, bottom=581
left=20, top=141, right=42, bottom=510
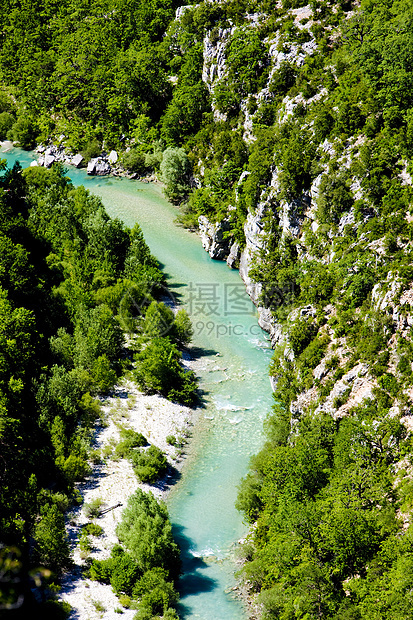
left=134, top=337, right=197, bottom=405
left=33, top=504, right=70, bottom=573
left=116, top=489, right=180, bottom=579
left=160, top=147, right=191, bottom=204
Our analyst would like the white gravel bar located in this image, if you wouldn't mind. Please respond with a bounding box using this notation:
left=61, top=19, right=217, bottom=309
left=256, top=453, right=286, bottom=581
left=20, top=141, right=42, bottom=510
left=59, top=379, right=198, bottom=619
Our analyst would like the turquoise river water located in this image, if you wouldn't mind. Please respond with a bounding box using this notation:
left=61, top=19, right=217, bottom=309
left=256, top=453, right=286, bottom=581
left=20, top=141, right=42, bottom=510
left=2, top=147, right=274, bottom=620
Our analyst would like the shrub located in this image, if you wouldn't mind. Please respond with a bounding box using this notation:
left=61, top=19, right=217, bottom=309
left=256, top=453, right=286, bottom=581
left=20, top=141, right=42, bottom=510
left=115, top=428, right=148, bottom=458
left=121, top=148, right=146, bottom=173
left=84, top=498, right=104, bottom=519
left=91, top=354, right=118, bottom=393
left=109, top=547, right=140, bottom=596
left=34, top=504, right=70, bottom=573
left=378, top=373, right=399, bottom=397
left=160, top=147, right=191, bottom=203
left=132, top=446, right=168, bottom=483
left=62, top=453, right=91, bottom=485
left=92, top=600, right=105, bottom=613
left=134, top=337, right=197, bottom=405
left=9, top=114, right=38, bottom=149
left=78, top=532, right=92, bottom=556
left=118, top=595, right=131, bottom=608
left=132, top=568, right=178, bottom=617
left=173, top=308, right=193, bottom=346
left=0, top=111, right=14, bottom=139
left=83, top=523, right=104, bottom=537
left=89, top=557, right=112, bottom=584
left=81, top=138, right=101, bottom=162
left=333, top=387, right=351, bottom=409
left=298, top=335, right=330, bottom=371
left=141, top=301, right=175, bottom=340
left=289, top=318, right=317, bottom=357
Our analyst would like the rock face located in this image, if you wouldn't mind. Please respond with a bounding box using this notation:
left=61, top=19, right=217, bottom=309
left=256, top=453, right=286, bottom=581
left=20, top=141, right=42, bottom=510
left=198, top=215, right=232, bottom=260
left=226, top=242, right=240, bottom=269
left=239, top=202, right=267, bottom=305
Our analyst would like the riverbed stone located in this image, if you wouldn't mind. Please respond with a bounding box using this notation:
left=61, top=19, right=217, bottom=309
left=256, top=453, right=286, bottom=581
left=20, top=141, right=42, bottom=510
left=44, top=154, right=56, bottom=168
left=71, top=153, right=83, bottom=168
left=87, top=157, right=111, bottom=175
left=108, top=150, right=118, bottom=164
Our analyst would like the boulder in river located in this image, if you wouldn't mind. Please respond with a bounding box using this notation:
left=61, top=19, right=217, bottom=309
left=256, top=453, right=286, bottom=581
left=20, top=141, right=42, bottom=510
left=71, top=153, right=83, bottom=168
left=44, top=154, right=56, bottom=168
left=87, top=157, right=111, bottom=176
left=108, top=150, right=118, bottom=164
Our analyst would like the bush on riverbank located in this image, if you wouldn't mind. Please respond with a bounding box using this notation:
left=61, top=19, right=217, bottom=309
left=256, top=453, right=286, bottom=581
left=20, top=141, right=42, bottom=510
left=134, top=337, right=197, bottom=406
left=90, top=490, right=180, bottom=617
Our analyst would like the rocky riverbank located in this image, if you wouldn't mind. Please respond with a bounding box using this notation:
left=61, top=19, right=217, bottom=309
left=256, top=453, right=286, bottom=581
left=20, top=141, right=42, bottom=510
left=0, top=137, right=158, bottom=182
left=33, top=141, right=158, bottom=181
left=59, top=378, right=199, bottom=620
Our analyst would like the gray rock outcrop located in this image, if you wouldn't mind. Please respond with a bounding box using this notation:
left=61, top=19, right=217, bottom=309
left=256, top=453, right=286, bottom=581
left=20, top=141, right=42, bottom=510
left=198, top=215, right=232, bottom=260
left=71, top=153, right=83, bottom=168
left=226, top=242, right=240, bottom=269
left=87, top=157, right=111, bottom=176
left=108, top=150, right=118, bottom=164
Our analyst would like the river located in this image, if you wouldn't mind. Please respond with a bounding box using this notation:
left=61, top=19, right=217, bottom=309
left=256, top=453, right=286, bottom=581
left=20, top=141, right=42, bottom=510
left=1, top=147, right=274, bottom=620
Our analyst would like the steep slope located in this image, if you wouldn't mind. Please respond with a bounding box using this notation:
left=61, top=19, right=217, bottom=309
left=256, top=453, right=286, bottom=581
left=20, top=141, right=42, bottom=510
left=3, top=1, right=413, bottom=617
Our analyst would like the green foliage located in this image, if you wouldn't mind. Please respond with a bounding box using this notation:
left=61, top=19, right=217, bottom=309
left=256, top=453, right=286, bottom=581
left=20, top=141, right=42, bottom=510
left=121, top=148, right=147, bottom=174
left=160, top=147, right=191, bottom=204
left=134, top=337, right=197, bottom=405
left=109, top=546, right=140, bottom=596
left=34, top=504, right=70, bottom=573
left=116, top=489, right=180, bottom=579
left=83, top=522, right=104, bottom=537
left=131, top=445, right=168, bottom=483
left=173, top=308, right=194, bottom=346
left=0, top=111, right=14, bottom=139
left=317, top=171, right=354, bottom=225
left=9, top=114, right=38, bottom=149
left=115, top=427, right=148, bottom=459
left=84, top=498, right=104, bottom=519
left=214, top=26, right=268, bottom=112
left=78, top=531, right=92, bottom=555
left=132, top=568, right=178, bottom=618
left=289, top=318, right=317, bottom=356
left=161, top=46, right=209, bottom=145
left=81, top=139, right=101, bottom=162
left=237, top=390, right=413, bottom=619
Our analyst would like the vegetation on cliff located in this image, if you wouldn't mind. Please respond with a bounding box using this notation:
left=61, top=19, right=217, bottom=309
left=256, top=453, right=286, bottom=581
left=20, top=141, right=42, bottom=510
left=3, top=0, right=413, bottom=617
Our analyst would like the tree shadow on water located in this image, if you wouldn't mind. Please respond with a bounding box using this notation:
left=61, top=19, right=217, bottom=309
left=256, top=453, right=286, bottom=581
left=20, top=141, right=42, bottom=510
left=172, top=523, right=218, bottom=616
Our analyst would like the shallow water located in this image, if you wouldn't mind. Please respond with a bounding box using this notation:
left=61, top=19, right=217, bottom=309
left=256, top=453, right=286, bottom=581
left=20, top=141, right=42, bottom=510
left=2, top=147, right=273, bottom=619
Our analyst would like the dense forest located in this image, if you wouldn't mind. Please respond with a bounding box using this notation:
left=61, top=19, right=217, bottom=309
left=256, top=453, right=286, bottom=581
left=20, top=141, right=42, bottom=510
left=3, top=0, right=413, bottom=618
left=0, top=161, right=194, bottom=617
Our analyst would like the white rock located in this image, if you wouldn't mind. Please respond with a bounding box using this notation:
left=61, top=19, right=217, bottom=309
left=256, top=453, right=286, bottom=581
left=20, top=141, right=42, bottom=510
left=198, top=215, right=232, bottom=259
left=44, top=154, right=56, bottom=168
left=71, top=153, right=83, bottom=168
left=87, top=159, right=97, bottom=174
left=108, top=150, right=118, bottom=164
